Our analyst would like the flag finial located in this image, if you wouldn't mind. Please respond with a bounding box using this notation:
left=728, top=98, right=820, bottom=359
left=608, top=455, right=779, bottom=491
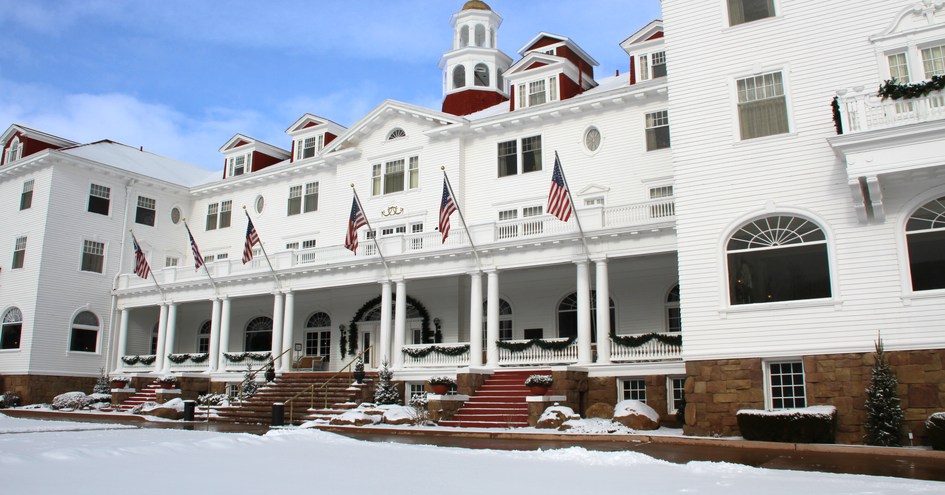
left=440, top=165, right=445, bottom=170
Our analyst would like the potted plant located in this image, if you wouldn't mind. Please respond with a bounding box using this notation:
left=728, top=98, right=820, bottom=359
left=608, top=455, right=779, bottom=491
left=525, top=374, right=553, bottom=395
left=155, top=375, right=178, bottom=389
left=428, top=376, right=456, bottom=395
left=352, top=358, right=365, bottom=384
left=110, top=376, right=132, bottom=389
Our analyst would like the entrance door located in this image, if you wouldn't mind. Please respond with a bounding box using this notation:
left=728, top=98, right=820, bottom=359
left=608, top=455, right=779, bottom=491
left=358, top=322, right=379, bottom=369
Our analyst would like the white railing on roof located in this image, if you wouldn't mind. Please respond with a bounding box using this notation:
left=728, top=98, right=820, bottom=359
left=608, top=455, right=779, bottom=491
left=603, top=198, right=675, bottom=228
left=497, top=338, right=578, bottom=366
left=836, top=87, right=945, bottom=134
left=401, top=343, right=471, bottom=368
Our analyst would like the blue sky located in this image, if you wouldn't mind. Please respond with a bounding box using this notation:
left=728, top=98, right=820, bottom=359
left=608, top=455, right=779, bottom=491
left=0, top=1, right=661, bottom=170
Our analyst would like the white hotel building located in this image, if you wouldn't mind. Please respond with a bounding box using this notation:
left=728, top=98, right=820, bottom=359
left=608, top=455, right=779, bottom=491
left=1, top=0, right=944, bottom=444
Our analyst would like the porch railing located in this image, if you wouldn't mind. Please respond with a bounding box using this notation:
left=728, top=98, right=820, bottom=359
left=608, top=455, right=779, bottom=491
left=610, top=333, right=682, bottom=362
left=497, top=338, right=578, bottom=366
left=835, top=87, right=945, bottom=134
left=401, top=344, right=470, bottom=368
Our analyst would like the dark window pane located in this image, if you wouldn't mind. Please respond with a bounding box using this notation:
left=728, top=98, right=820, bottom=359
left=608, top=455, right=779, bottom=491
left=728, top=243, right=831, bottom=304
left=88, top=196, right=109, bottom=215
left=1, top=323, right=21, bottom=349
left=136, top=207, right=155, bottom=226
left=907, top=230, right=945, bottom=290
left=20, top=190, right=32, bottom=210
left=70, top=328, right=97, bottom=352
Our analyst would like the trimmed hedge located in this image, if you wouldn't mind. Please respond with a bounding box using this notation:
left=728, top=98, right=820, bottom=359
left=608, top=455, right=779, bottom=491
left=737, top=406, right=837, bottom=444
left=927, top=412, right=945, bottom=451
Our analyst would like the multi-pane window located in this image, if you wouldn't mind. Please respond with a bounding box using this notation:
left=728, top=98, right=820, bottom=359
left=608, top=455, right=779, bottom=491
left=639, top=55, right=650, bottom=82
left=88, top=184, right=110, bottom=215
left=888, top=53, right=911, bottom=83
left=304, top=182, right=319, bottom=213
left=287, top=186, right=303, bottom=215
left=727, top=0, right=775, bottom=26
left=517, top=77, right=557, bottom=109
left=585, top=197, right=604, bottom=206
left=296, top=135, right=323, bottom=160
left=498, top=209, right=518, bottom=221
left=206, top=203, right=219, bottom=230
left=528, top=80, right=546, bottom=106
left=407, top=383, right=426, bottom=404
left=641, top=52, right=667, bottom=80
left=197, top=321, right=211, bottom=354
left=69, top=311, right=99, bottom=353
left=372, top=156, right=419, bottom=195
left=498, top=136, right=542, bottom=177
left=81, top=240, right=105, bottom=273
left=12, top=236, right=26, bottom=269
left=135, top=196, right=156, bottom=226
left=522, top=205, right=543, bottom=235
left=736, top=71, right=788, bottom=140
left=1, top=307, right=22, bottom=349
left=622, top=379, right=647, bottom=403
left=408, top=157, right=419, bottom=189
left=922, top=44, right=945, bottom=77
left=20, top=179, right=33, bottom=210
left=668, top=377, right=686, bottom=413
left=645, top=110, right=671, bottom=150
left=230, top=155, right=247, bottom=176
left=768, top=361, right=806, bottom=409
left=4, top=138, right=22, bottom=164
left=220, top=201, right=232, bottom=228
left=482, top=299, right=513, bottom=347
left=651, top=51, right=667, bottom=78
left=385, top=159, right=405, bottom=194
left=165, top=256, right=179, bottom=268
left=387, top=128, right=406, bottom=140
left=208, top=201, right=232, bottom=230
left=305, top=312, right=331, bottom=356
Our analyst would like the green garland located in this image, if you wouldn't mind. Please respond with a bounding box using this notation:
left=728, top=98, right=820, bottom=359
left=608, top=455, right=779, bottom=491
left=346, top=294, right=432, bottom=356
left=609, top=330, right=682, bottom=348
left=831, top=96, right=843, bottom=135
left=878, top=75, right=945, bottom=100
left=189, top=353, right=209, bottom=363
left=121, top=355, right=139, bottom=365
left=139, top=355, right=157, bottom=365
left=339, top=324, right=347, bottom=358
left=223, top=351, right=272, bottom=363
left=167, top=353, right=189, bottom=364
left=402, top=344, right=470, bottom=358
left=496, top=336, right=576, bottom=353
left=122, top=354, right=157, bottom=365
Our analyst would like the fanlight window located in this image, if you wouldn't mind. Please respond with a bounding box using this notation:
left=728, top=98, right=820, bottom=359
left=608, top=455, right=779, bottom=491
left=906, top=196, right=945, bottom=291
left=1, top=307, right=23, bottom=349
left=244, top=316, right=273, bottom=352
left=557, top=291, right=615, bottom=341
left=306, top=312, right=331, bottom=329
left=387, top=128, right=406, bottom=140
left=70, top=311, right=99, bottom=352
left=727, top=215, right=830, bottom=304
left=197, top=320, right=211, bottom=354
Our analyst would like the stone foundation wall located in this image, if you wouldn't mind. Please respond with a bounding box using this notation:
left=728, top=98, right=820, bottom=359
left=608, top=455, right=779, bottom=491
left=0, top=374, right=98, bottom=405
left=683, top=350, right=945, bottom=445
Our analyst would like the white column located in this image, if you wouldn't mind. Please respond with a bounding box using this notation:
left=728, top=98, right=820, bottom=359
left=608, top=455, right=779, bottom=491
left=271, top=292, right=285, bottom=368
left=379, top=281, right=393, bottom=365
left=154, top=304, right=169, bottom=372
left=392, top=279, right=407, bottom=369
left=595, top=258, right=611, bottom=364
left=468, top=271, right=483, bottom=367
left=208, top=298, right=222, bottom=372
left=280, top=291, right=295, bottom=372
left=162, top=302, right=178, bottom=372
left=576, top=260, right=592, bottom=365
left=116, top=308, right=130, bottom=372
left=486, top=269, right=499, bottom=368
left=218, top=298, right=232, bottom=371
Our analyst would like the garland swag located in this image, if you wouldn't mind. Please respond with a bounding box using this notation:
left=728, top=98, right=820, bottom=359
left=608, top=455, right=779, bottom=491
left=402, top=344, right=470, bottom=358
left=609, top=330, right=682, bottom=348
left=345, top=294, right=432, bottom=357
left=223, top=351, right=271, bottom=363
left=878, top=76, right=945, bottom=101
left=495, top=336, right=576, bottom=353
left=167, top=353, right=210, bottom=364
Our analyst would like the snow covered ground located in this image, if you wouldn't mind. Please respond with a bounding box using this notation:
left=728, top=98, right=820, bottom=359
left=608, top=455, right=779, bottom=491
left=0, top=413, right=940, bottom=494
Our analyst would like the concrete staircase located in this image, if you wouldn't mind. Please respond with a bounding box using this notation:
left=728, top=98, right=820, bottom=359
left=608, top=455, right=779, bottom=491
left=115, top=382, right=165, bottom=411
left=214, top=372, right=375, bottom=426
left=439, top=370, right=551, bottom=428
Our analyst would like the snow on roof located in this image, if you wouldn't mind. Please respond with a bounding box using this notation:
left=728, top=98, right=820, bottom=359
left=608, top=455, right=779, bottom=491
left=465, top=73, right=631, bottom=122
left=61, top=140, right=219, bottom=187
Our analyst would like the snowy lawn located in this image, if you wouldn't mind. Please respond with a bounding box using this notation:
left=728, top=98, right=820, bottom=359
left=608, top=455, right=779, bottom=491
left=0, top=413, right=940, bottom=494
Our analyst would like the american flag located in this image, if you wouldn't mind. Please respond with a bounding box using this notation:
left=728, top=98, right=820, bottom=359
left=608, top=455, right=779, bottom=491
left=345, top=195, right=368, bottom=253
left=242, top=217, right=260, bottom=264
left=438, top=178, right=457, bottom=243
left=131, top=234, right=151, bottom=280
left=185, top=223, right=205, bottom=270
left=547, top=154, right=573, bottom=222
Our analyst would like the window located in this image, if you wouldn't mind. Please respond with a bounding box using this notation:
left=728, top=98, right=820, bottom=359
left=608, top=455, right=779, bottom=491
left=255, top=195, right=265, bottom=214
left=736, top=71, right=789, bottom=140
left=460, top=25, right=469, bottom=47
left=407, top=383, right=426, bottom=404
left=197, top=321, right=211, bottom=354
left=287, top=186, right=302, bottom=215
left=302, top=239, right=316, bottom=249
left=150, top=323, right=159, bottom=354
left=497, top=136, right=542, bottom=177
left=385, top=159, right=404, bottom=194
left=727, top=215, right=830, bottom=304
left=1, top=307, right=22, bottom=349
left=453, top=65, right=466, bottom=89
left=474, top=63, right=489, bottom=86
left=206, top=203, right=219, bottom=230
left=81, top=240, right=105, bottom=273
left=408, top=156, right=419, bottom=189
left=498, top=209, right=518, bottom=221
left=649, top=185, right=675, bottom=218
left=622, top=379, right=646, bottom=403
left=584, top=127, right=601, bottom=153
left=296, top=135, right=323, bottom=160
left=557, top=291, right=614, bottom=341
left=244, top=316, right=273, bottom=352
left=651, top=51, right=667, bottom=78
left=387, top=128, right=406, bottom=140
left=645, top=111, right=671, bottom=150
left=12, top=236, right=26, bottom=269
left=639, top=55, right=649, bottom=82
left=170, top=206, right=181, bottom=224
left=286, top=242, right=300, bottom=250
left=220, top=201, right=232, bottom=228
left=888, top=52, right=911, bottom=83
left=585, top=197, right=604, bottom=206
left=70, top=311, right=99, bottom=352
left=372, top=156, right=419, bottom=196
left=165, top=256, right=179, bottom=268
left=20, top=179, right=33, bottom=210
left=768, top=361, right=806, bottom=409
left=228, top=154, right=248, bottom=177
left=305, top=312, right=332, bottom=357
left=668, top=377, right=686, bottom=413
left=666, top=285, right=681, bottom=332
left=88, top=184, right=110, bottom=215
left=135, top=196, right=156, bottom=226
left=5, top=137, right=22, bottom=164
left=922, top=44, right=945, bottom=77
left=728, top=0, right=775, bottom=26
left=482, top=299, right=513, bottom=347
left=517, top=77, right=558, bottom=109
left=905, top=196, right=945, bottom=290
left=206, top=201, right=231, bottom=230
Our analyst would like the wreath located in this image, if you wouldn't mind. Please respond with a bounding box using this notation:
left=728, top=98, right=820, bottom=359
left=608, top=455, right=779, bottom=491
left=167, top=354, right=189, bottom=364
left=224, top=352, right=247, bottom=363
left=121, top=355, right=139, bottom=365
left=402, top=344, right=470, bottom=358
left=609, top=330, right=682, bottom=348
left=346, top=294, right=432, bottom=356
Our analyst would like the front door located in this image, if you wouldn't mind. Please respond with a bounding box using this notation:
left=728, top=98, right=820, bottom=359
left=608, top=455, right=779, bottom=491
left=358, top=322, right=379, bottom=369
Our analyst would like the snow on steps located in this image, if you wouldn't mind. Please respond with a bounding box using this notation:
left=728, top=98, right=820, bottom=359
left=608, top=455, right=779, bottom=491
left=438, top=370, right=551, bottom=428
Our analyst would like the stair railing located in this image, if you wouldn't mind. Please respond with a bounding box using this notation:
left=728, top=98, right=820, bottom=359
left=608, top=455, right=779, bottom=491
left=235, top=347, right=293, bottom=404
left=284, top=346, right=374, bottom=425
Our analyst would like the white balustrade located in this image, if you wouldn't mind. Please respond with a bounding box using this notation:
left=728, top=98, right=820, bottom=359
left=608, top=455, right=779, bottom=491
left=496, top=338, right=578, bottom=366
left=837, top=88, right=945, bottom=134
left=603, top=198, right=675, bottom=228
left=609, top=333, right=682, bottom=362
left=401, top=343, right=471, bottom=368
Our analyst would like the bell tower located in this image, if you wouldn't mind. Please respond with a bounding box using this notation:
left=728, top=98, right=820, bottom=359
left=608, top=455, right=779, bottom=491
left=439, top=1, right=513, bottom=116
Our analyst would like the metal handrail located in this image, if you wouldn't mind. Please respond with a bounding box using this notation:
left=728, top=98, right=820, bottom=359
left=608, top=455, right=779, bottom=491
left=285, top=346, right=373, bottom=424
left=236, top=347, right=293, bottom=403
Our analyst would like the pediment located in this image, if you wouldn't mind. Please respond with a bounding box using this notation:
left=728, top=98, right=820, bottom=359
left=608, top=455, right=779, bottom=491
left=873, top=1, right=945, bottom=40
left=322, top=100, right=465, bottom=153
left=218, top=133, right=289, bottom=159
left=505, top=52, right=564, bottom=77
left=577, top=184, right=610, bottom=196
left=286, top=113, right=346, bottom=136
left=621, top=19, right=664, bottom=50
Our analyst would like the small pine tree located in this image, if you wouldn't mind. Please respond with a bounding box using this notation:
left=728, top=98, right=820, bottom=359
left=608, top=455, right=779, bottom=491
left=864, top=336, right=904, bottom=446
left=92, top=367, right=110, bottom=395
left=373, top=361, right=400, bottom=405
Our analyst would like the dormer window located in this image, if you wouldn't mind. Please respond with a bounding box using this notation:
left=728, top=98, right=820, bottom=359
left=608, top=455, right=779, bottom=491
left=228, top=153, right=251, bottom=177
left=387, top=128, right=406, bottom=140
left=639, top=51, right=666, bottom=81
left=295, top=135, right=324, bottom=160
left=5, top=137, right=22, bottom=164
left=517, top=76, right=557, bottom=109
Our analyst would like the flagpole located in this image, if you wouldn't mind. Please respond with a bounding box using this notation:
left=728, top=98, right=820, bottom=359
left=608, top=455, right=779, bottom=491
left=351, top=185, right=392, bottom=280
left=243, top=206, right=281, bottom=289
left=554, top=151, right=592, bottom=260
left=130, top=229, right=166, bottom=299
left=441, top=167, right=482, bottom=271
left=182, top=219, right=218, bottom=293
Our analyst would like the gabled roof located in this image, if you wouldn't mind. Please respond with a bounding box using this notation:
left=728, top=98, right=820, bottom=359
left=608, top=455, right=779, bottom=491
left=322, top=100, right=466, bottom=153
left=1, top=124, right=78, bottom=149
left=218, top=134, right=290, bottom=159
left=517, top=32, right=599, bottom=67
left=620, top=19, right=664, bottom=50
left=61, top=140, right=219, bottom=187
left=285, top=113, right=347, bottom=136
left=504, top=51, right=566, bottom=78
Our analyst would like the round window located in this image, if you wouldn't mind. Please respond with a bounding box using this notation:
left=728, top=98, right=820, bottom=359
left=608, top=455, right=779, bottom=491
left=170, top=207, right=181, bottom=224
left=255, top=195, right=265, bottom=214
left=584, top=127, right=602, bottom=152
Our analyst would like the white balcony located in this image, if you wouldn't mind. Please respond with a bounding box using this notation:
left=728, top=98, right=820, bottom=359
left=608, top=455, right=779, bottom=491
left=835, top=88, right=945, bottom=134
left=402, top=344, right=470, bottom=368
left=610, top=332, right=682, bottom=362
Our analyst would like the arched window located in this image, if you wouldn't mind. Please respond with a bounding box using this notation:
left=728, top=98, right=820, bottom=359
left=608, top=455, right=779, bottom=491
left=482, top=298, right=513, bottom=341
left=474, top=63, right=489, bottom=87
left=244, top=316, right=273, bottom=352
left=150, top=322, right=159, bottom=354
left=474, top=24, right=485, bottom=47
left=5, top=137, right=22, bottom=163
left=666, top=285, right=681, bottom=332
left=727, top=215, right=830, bottom=304
left=70, top=311, right=99, bottom=352
left=197, top=320, right=211, bottom=354
left=1, top=307, right=22, bottom=349
left=557, top=292, right=615, bottom=341
left=305, top=312, right=332, bottom=357
left=453, top=65, right=466, bottom=89
left=363, top=303, right=421, bottom=321
left=489, top=28, right=496, bottom=48
left=460, top=25, right=469, bottom=47
left=387, top=128, right=406, bottom=140
left=906, top=196, right=945, bottom=290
